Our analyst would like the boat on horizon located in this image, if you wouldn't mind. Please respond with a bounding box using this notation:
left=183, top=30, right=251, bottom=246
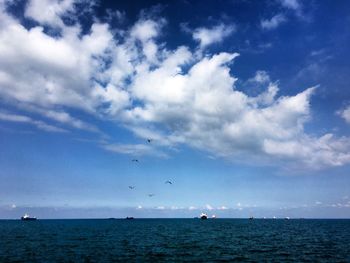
left=126, top=217, right=134, bottom=220
left=200, top=213, right=208, bottom=220
left=21, top=214, right=37, bottom=221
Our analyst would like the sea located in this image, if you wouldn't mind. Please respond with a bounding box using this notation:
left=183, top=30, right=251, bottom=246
left=0, top=219, right=349, bottom=262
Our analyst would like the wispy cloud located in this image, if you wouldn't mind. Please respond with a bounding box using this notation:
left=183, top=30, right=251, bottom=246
left=17, top=104, right=100, bottom=133
left=248, top=70, right=271, bottom=84
left=205, top=204, right=214, bottom=210
left=337, top=106, right=350, bottom=124
left=192, top=23, right=235, bottom=48
left=278, top=0, right=301, bottom=10
left=278, top=0, right=306, bottom=18
left=261, top=14, right=286, bottom=30
left=0, top=111, right=67, bottom=133
left=101, top=142, right=167, bottom=158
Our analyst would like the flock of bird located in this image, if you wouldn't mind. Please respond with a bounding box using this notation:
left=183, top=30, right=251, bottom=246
left=128, top=139, right=173, bottom=198
left=128, top=181, right=173, bottom=197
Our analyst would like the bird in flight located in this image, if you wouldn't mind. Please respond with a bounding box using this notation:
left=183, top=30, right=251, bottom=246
left=131, top=159, right=139, bottom=162
left=128, top=186, right=135, bottom=189
left=148, top=194, right=155, bottom=197
left=147, top=139, right=152, bottom=143
left=165, top=180, right=173, bottom=185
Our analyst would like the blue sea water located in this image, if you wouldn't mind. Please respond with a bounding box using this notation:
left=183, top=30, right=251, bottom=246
left=0, top=219, right=349, bottom=262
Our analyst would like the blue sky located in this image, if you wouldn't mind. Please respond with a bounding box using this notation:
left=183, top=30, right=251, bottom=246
left=0, top=0, right=350, bottom=218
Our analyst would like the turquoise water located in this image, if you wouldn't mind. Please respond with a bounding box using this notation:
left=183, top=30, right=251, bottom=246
left=0, top=219, right=349, bottom=262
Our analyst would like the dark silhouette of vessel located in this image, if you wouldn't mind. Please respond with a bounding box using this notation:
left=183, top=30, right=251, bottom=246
left=21, top=214, right=37, bottom=221
left=200, top=213, right=208, bottom=219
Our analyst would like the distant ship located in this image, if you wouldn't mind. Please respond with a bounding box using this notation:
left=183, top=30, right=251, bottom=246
left=126, top=217, right=134, bottom=220
left=211, top=215, right=217, bottom=219
left=200, top=213, right=208, bottom=220
left=21, top=214, right=37, bottom=221
left=249, top=216, right=254, bottom=220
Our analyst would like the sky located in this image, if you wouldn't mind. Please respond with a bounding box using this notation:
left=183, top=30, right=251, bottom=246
left=0, top=0, right=350, bottom=219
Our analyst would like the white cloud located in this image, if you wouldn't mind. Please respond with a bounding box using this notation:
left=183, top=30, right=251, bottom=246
left=130, top=18, right=165, bottom=63
left=0, top=1, right=349, bottom=170
left=261, top=14, right=286, bottom=30
left=102, top=143, right=166, bottom=157
left=18, top=105, right=100, bottom=132
left=264, top=133, right=350, bottom=168
left=253, top=84, right=279, bottom=106
left=41, top=110, right=98, bottom=132
left=0, top=21, right=115, bottom=112
left=278, top=0, right=305, bottom=19
left=205, top=204, right=214, bottom=210
left=0, top=111, right=67, bottom=133
left=130, top=19, right=160, bottom=42
left=106, top=9, right=126, bottom=23
left=338, top=106, right=350, bottom=124
left=0, top=112, right=32, bottom=123
left=279, top=0, right=300, bottom=10
left=192, top=23, right=235, bottom=48
left=249, top=70, right=270, bottom=84
left=330, top=202, right=350, bottom=208
left=25, top=0, right=75, bottom=26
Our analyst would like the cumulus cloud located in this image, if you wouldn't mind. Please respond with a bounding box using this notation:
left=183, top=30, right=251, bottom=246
left=24, top=0, right=77, bottom=28
left=192, top=23, right=235, bottom=48
left=261, top=14, right=286, bottom=30
left=0, top=0, right=349, bottom=170
left=338, top=106, right=350, bottom=124
left=129, top=18, right=165, bottom=63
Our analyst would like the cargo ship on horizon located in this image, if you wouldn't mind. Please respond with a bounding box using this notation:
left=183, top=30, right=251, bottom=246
left=21, top=214, right=37, bottom=221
